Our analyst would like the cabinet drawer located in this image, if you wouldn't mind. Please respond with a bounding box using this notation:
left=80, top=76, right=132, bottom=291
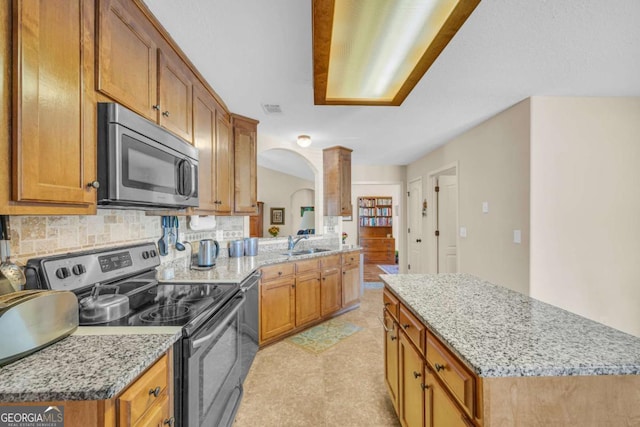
left=364, top=251, right=395, bottom=263
left=261, top=263, right=295, bottom=281
left=426, top=331, right=475, bottom=416
left=341, top=251, right=360, bottom=267
left=383, top=287, right=399, bottom=321
left=118, top=354, right=169, bottom=426
left=361, top=238, right=393, bottom=251
left=399, top=305, right=425, bottom=355
left=133, top=394, right=170, bottom=427
left=296, top=258, right=320, bottom=274
left=320, top=254, right=341, bottom=269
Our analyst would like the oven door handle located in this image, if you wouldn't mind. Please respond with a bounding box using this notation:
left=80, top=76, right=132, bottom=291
left=191, top=294, right=246, bottom=351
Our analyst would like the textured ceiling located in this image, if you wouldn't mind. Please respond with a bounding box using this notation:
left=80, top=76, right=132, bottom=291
left=144, top=0, right=640, bottom=167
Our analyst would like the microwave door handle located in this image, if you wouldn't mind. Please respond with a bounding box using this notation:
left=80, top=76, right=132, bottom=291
left=187, top=161, right=197, bottom=199
left=191, top=294, right=246, bottom=351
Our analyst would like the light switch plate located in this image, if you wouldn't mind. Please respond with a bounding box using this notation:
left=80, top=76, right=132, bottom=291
left=460, top=227, right=467, bottom=238
left=482, top=202, right=489, bottom=213
left=513, top=229, right=521, bottom=244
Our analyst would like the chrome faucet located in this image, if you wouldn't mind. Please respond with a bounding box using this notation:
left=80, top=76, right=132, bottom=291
left=288, top=235, right=309, bottom=251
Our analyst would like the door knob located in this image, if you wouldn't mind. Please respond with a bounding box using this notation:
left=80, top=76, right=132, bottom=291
left=87, top=181, right=100, bottom=189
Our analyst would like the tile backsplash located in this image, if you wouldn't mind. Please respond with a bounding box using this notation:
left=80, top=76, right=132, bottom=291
left=8, top=210, right=244, bottom=264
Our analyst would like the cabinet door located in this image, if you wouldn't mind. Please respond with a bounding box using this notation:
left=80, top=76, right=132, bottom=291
left=399, top=332, right=424, bottom=427
left=339, top=148, right=352, bottom=215
left=425, top=367, right=472, bottom=427
left=158, top=50, right=193, bottom=142
left=97, top=0, right=158, bottom=121
left=384, top=311, right=400, bottom=413
left=215, top=112, right=233, bottom=213
left=192, top=84, right=216, bottom=212
left=295, top=272, right=321, bottom=327
left=320, top=267, right=341, bottom=316
left=13, top=0, right=96, bottom=206
left=260, top=277, right=295, bottom=342
left=233, top=123, right=257, bottom=214
left=342, top=265, right=360, bottom=307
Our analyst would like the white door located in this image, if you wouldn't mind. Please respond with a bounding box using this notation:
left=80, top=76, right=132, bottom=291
left=408, top=178, right=423, bottom=273
left=436, top=175, right=458, bottom=273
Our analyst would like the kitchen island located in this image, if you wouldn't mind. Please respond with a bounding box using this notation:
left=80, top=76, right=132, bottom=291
left=381, top=273, right=640, bottom=426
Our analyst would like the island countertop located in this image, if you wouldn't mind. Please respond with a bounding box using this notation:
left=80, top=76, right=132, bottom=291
left=381, top=273, right=640, bottom=378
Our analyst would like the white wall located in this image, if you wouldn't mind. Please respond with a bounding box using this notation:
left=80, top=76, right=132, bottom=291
left=530, top=97, right=640, bottom=337
left=407, top=100, right=531, bottom=294
left=257, top=166, right=314, bottom=237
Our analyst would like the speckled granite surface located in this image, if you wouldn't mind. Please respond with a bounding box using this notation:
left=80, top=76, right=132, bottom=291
left=0, top=331, right=181, bottom=402
left=159, top=246, right=361, bottom=283
left=381, top=273, right=640, bottom=378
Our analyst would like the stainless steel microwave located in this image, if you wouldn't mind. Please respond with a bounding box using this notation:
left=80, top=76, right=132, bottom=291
left=97, top=103, right=199, bottom=210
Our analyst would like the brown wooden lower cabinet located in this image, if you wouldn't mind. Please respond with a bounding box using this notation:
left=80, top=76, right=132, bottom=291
left=259, top=275, right=296, bottom=342
left=424, top=366, right=471, bottom=427
left=383, top=310, right=400, bottom=414
left=2, top=351, right=173, bottom=427
left=295, top=271, right=321, bottom=327
left=259, top=251, right=361, bottom=346
left=399, top=332, right=424, bottom=427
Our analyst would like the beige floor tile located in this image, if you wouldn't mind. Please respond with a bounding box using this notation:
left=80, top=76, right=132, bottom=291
left=234, top=288, right=400, bottom=427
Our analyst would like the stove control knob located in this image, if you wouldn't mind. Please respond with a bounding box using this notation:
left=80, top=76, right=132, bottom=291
left=55, top=267, right=71, bottom=279
left=72, top=264, right=86, bottom=275
left=142, top=251, right=150, bottom=260
left=149, top=250, right=157, bottom=258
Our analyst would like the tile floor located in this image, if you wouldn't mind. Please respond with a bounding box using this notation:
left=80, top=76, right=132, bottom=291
left=233, top=288, right=401, bottom=427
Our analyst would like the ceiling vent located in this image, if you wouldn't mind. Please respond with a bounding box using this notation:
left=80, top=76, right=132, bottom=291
left=261, top=103, right=283, bottom=114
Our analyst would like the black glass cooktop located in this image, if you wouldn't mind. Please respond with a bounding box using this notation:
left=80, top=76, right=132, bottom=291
left=77, top=272, right=239, bottom=330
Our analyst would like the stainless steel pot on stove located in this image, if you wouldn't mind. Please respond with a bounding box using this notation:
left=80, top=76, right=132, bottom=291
left=79, top=283, right=129, bottom=324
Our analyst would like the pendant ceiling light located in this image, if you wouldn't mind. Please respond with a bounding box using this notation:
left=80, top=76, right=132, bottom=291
left=313, top=0, right=480, bottom=106
left=297, top=135, right=312, bottom=147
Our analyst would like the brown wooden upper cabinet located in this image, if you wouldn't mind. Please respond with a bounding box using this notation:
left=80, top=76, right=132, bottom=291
left=231, top=114, right=259, bottom=215
left=323, top=146, right=353, bottom=216
left=97, top=0, right=193, bottom=142
left=3, top=0, right=97, bottom=214
left=192, top=83, right=233, bottom=214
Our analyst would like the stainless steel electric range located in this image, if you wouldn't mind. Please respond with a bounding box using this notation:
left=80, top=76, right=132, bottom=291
left=24, top=242, right=258, bottom=427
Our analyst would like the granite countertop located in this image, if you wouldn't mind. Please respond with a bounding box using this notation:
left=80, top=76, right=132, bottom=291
left=381, top=273, right=640, bottom=378
left=160, top=246, right=361, bottom=284
left=0, top=327, right=181, bottom=402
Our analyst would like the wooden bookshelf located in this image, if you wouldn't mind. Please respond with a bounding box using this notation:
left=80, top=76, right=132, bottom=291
left=358, top=197, right=395, bottom=264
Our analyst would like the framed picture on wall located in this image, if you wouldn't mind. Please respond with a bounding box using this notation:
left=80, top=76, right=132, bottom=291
left=300, top=206, right=314, bottom=217
left=271, top=207, right=285, bottom=225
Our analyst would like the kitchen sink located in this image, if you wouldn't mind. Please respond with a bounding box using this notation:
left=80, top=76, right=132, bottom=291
left=282, top=248, right=332, bottom=257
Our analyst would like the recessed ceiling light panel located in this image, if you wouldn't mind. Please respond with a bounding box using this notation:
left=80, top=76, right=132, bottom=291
left=313, top=0, right=480, bottom=106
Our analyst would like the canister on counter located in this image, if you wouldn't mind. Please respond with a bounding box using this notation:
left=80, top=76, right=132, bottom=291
left=244, top=237, right=259, bottom=256
left=229, top=240, right=244, bottom=257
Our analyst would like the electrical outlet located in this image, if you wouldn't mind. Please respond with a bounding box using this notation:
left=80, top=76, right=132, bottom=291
left=482, top=202, right=489, bottom=214
left=216, top=230, right=223, bottom=240
left=460, top=227, right=467, bottom=238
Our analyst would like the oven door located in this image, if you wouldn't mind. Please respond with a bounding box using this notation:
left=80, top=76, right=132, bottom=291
left=182, top=293, right=245, bottom=427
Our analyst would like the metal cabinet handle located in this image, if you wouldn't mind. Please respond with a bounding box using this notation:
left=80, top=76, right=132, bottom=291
left=164, top=417, right=175, bottom=426
left=390, top=335, right=397, bottom=341
left=413, top=371, right=422, bottom=379
left=420, top=383, right=430, bottom=390
left=402, top=323, right=410, bottom=329
left=152, top=104, right=160, bottom=111
left=384, top=302, right=390, bottom=307
left=162, top=110, right=170, bottom=117
left=435, top=363, right=446, bottom=372
left=377, top=316, right=392, bottom=332
left=87, top=181, right=100, bottom=189
left=149, top=386, right=161, bottom=397
left=416, top=239, right=422, bottom=243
